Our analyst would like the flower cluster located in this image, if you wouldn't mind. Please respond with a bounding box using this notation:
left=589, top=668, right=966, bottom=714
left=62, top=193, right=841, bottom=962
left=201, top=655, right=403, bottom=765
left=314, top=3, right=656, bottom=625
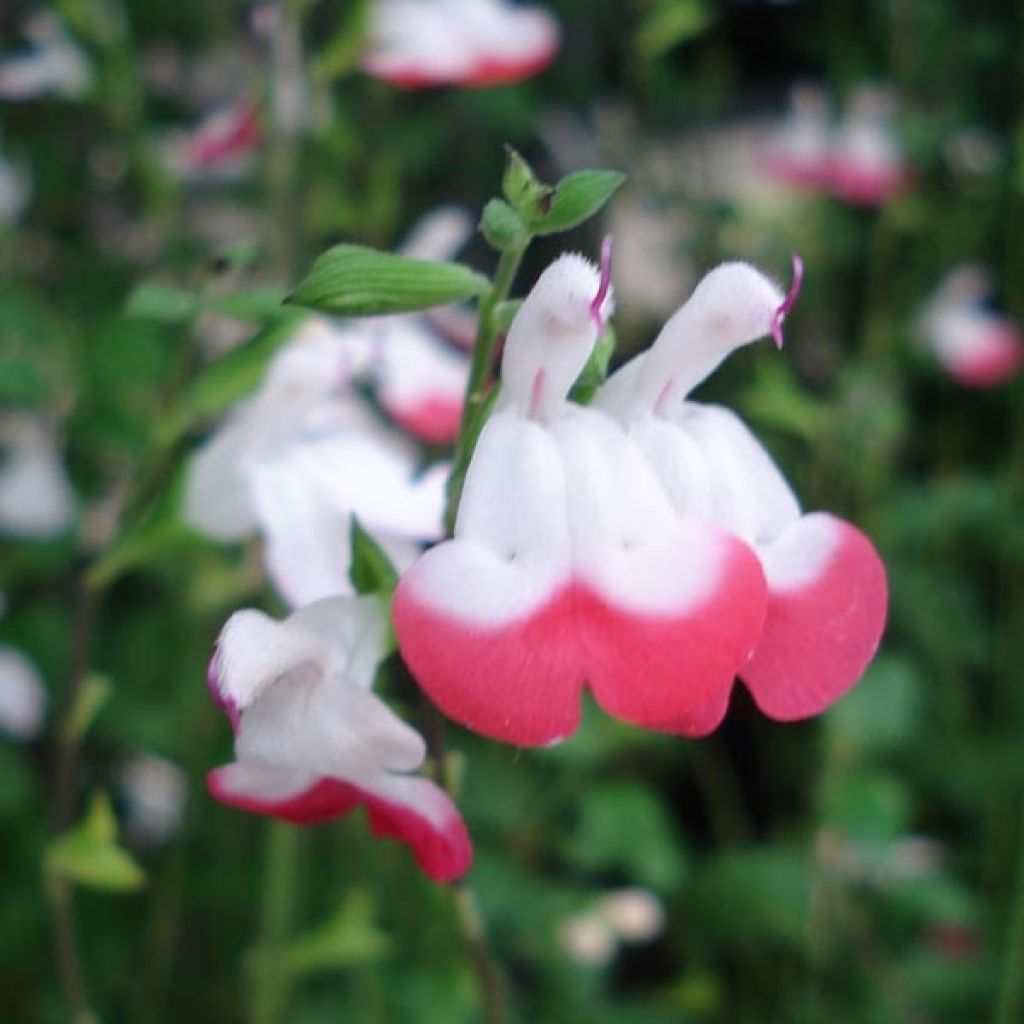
left=762, top=83, right=909, bottom=206
left=394, top=242, right=888, bottom=746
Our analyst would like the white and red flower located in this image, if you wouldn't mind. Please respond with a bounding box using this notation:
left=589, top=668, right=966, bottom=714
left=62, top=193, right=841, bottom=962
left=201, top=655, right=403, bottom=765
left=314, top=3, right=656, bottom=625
left=207, top=596, right=472, bottom=882
left=394, top=243, right=770, bottom=745
left=918, top=266, right=1023, bottom=388
left=759, top=83, right=833, bottom=193
left=163, top=99, right=262, bottom=181
left=597, top=257, right=888, bottom=722
left=364, top=0, right=559, bottom=89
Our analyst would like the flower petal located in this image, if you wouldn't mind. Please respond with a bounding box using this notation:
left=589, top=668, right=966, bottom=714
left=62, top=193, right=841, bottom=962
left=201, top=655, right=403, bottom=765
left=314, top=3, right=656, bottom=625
left=207, top=764, right=471, bottom=882
left=741, top=513, right=888, bottom=720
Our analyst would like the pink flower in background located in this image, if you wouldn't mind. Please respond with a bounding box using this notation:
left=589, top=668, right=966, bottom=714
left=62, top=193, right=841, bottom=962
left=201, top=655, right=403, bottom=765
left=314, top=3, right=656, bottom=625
left=0, top=14, right=92, bottom=101
left=598, top=258, right=887, bottom=723
left=364, top=0, right=559, bottom=89
left=762, top=83, right=909, bottom=206
left=829, top=85, right=909, bottom=206
left=163, top=99, right=262, bottom=181
left=760, top=84, right=832, bottom=192
left=394, top=243, right=769, bottom=746
left=918, top=266, right=1023, bottom=388
left=207, top=596, right=472, bottom=882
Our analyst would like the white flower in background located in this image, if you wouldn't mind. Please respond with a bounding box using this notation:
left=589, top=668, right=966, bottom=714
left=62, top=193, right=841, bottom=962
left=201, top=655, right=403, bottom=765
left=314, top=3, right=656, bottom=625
left=0, top=414, right=77, bottom=539
left=0, top=594, right=47, bottom=741
left=119, top=754, right=188, bottom=847
left=364, top=0, right=560, bottom=89
left=918, top=266, right=1023, bottom=388
left=185, top=208, right=473, bottom=606
left=207, top=597, right=473, bottom=882
left=559, top=887, right=666, bottom=966
left=0, top=13, right=92, bottom=101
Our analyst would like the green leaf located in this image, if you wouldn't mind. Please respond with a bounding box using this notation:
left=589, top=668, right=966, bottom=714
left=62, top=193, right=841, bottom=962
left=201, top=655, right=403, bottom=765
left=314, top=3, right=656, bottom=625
left=46, top=793, right=146, bottom=893
left=63, top=673, right=112, bottom=741
left=634, top=0, right=716, bottom=61
left=286, top=891, right=390, bottom=977
left=500, top=146, right=554, bottom=216
left=286, top=246, right=489, bottom=316
left=311, top=0, right=373, bottom=80
left=348, top=517, right=400, bottom=597
left=479, top=199, right=527, bottom=251
left=207, top=286, right=289, bottom=321
left=124, top=281, right=199, bottom=323
left=568, top=782, right=685, bottom=890
left=570, top=326, right=618, bottom=404
left=528, top=170, right=627, bottom=236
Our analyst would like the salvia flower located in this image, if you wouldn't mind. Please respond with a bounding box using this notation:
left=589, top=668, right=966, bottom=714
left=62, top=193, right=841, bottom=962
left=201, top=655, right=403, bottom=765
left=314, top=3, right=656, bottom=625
left=162, top=99, right=262, bottom=182
left=597, top=257, right=888, bottom=722
left=207, top=596, right=472, bottom=882
left=364, top=0, right=559, bottom=89
left=394, top=244, right=771, bottom=745
left=395, top=244, right=887, bottom=746
left=918, top=266, right=1023, bottom=388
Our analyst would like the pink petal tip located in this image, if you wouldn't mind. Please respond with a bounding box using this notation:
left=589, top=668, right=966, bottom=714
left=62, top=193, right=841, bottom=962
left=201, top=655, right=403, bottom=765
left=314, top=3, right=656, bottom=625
left=771, top=253, right=804, bottom=350
left=590, top=235, right=614, bottom=330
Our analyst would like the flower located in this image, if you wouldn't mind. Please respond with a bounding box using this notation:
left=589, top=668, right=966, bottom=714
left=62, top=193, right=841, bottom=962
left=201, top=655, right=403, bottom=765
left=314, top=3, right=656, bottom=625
left=918, top=266, right=1023, bottom=388
left=559, top=887, right=665, bottom=966
left=0, top=13, right=92, bottom=101
left=184, top=209, right=472, bottom=605
left=162, top=99, right=262, bottom=182
left=119, top=754, right=187, bottom=847
left=207, top=596, right=472, bottom=882
left=364, top=0, right=559, bottom=89
left=0, top=413, right=77, bottom=539
left=762, top=84, right=909, bottom=206
left=394, top=242, right=769, bottom=746
left=597, top=257, right=888, bottom=722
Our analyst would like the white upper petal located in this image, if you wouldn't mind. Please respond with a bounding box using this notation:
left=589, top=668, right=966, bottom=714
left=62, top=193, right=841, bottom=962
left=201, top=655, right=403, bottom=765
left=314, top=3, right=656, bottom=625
left=398, top=206, right=473, bottom=262
left=216, top=598, right=425, bottom=780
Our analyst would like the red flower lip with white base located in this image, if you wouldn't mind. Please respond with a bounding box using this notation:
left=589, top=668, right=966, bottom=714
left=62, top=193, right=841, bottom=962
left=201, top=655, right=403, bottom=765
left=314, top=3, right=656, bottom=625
left=599, top=260, right=888, bottom=724
left=206, top=597, right=472, bottom=882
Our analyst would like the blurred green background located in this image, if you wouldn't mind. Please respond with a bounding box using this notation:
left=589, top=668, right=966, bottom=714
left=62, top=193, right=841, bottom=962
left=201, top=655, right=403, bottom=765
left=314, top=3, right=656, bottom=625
left=2, top=1, right=1023, bottom=1021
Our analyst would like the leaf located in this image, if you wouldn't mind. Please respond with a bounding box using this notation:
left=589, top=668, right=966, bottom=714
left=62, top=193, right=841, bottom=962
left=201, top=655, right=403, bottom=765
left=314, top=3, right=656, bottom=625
left=529, top=170, right=627, bottom=236
left=570, top=325, right=618, bottom=404
left=63, top=673, right=112, bottom=741
left=348, top=517, right=400, bottom=597
left=207, top=286, right=289, bottom=321
left=634, top=0, right=716, bottom=61
left=46, top=793, right=146, bottom=893
left=124, top=281, right=199, bottom=323
left=286, top=246, right=489, bottom=316
left=568, top=782, right=685, bottom=890
left=286, top=890, right=390, bottom=977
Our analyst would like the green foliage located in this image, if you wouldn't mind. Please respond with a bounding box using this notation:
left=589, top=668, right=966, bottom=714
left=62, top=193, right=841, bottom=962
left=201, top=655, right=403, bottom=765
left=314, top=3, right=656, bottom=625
left=45, top=794, right=146, bottom=893
left=286, top=245, right=490, bottom=315
left=528, top=170, right=628, bottom=236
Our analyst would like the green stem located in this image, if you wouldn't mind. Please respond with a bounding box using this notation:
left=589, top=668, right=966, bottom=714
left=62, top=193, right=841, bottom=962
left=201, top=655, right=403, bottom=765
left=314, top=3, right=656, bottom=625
left=996, top=802, right=1024, bottom=1024
left=249, top=823, right=300, bottom=1024
left=443, top=242, right=527, bottom=534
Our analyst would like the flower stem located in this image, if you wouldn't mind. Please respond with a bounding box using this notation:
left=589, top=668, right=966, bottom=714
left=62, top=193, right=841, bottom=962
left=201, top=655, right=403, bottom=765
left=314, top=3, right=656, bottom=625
left=249, top=822, right=300, bottom=1024
left=995, top=802, right=1024, bottom=1024
left=452, top=883, right=509, bottom=1024
left=444, top=241, right=527, bottom=533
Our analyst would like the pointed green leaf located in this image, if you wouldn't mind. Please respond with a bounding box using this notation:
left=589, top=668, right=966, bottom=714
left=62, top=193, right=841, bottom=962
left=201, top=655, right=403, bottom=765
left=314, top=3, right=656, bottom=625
left=528, top=170, right=627, bottom=236
left=286, top=246, right=489, bottom=316
left=634, top=0, right=716, bottom=60
left=570, top=325, right=618, bottom=404
left=46, top=793, right=146, bottom=893
left=348, top=517, right=400, bottom=597
left=286, top=891, right=390, bottom=977
left=63, top=673, right=112, bottom=741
